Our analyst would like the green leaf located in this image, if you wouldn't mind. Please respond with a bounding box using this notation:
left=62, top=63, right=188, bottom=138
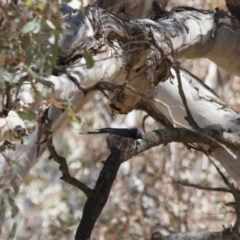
left=24, top=0, right=32, bottom=7
left=3, top=74, right=18, bottom=83
left=48, top=34, right=55, bottom=45
left=0, top=145, right=6, bottom=153
left=10, top=222, right=17, bottom=239
left=0, top=200, right=6, bottom=235
left=46, top=20, right=56, bottom=30
left=21, top=18, right=40, bottom=34
left=37, top=79, right=52, bottom=88
left=18, top=110, right=35, bottom=121
left=28, top=68, right=40, bottom=79
left=84, top=51, right=94, bottom=69
left=80, top=0, right=85, bottom=13
left=32, top=22, right=41, bottom=34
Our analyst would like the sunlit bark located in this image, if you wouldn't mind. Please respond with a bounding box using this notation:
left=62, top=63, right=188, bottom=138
left=7, top=3, right=240, bottom=183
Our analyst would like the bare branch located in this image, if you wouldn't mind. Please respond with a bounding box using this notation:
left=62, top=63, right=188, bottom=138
left=177, top=181, right=233, bottom=193
left=75, top=149, right=125, bottom=240
left=173, top=63, right=199, bottom=129
left=124, top=128, right=240, bottom=160
left=210, top=160, right=240, bottom=232
left=46, top=135, right=94, bottom=198
left=151, top=231, right=240, bottom=240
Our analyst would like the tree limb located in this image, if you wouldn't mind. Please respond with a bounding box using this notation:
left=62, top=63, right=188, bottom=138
left=75, top=149, right=124, bottom=240
left=46, top=135, right=94, bottom=198
left=151, top=231, right=240, bottom=240
left=177, top=181, right=235, bottom=193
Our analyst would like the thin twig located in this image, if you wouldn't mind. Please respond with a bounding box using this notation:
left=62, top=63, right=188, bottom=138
left=210, top=159, right=240, bottom=232
left=141, top=114, right=150, bottom=133
left=173, top=62, right=199, bottom=128
left=46, top=135, right=94, bottom=198
left=177, top=180, right=233, bottom=193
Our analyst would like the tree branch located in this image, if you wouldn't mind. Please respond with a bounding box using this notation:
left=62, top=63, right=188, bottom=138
left=151, top=231, right=240, bottom=240
left=210, top=160, right=240, bottom=232
left=177, top=181, right=234, bottom=193
left=173, top=63, right=199, bottom=129
left=46, top=135, right=94, bottom=198
left=124, top=128, right=240, bottom=160
left=75, top=149, right=125, bottom=240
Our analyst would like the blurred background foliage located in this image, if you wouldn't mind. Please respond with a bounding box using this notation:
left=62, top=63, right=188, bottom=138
left=0, top=0, right=239, bottom=239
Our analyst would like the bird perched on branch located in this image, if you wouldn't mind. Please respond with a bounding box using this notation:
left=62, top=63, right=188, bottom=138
left=80, top=128, right=143, bottom=140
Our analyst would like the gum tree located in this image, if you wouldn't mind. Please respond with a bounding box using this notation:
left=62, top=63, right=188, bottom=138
left=1, top=0, right=240, bottom=239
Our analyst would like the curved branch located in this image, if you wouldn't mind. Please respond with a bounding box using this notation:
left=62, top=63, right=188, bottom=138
left=46, top=135, right=94, bottom=198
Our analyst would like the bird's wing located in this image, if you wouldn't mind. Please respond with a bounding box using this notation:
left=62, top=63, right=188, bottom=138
left=97, top=128, right=123, bottom=135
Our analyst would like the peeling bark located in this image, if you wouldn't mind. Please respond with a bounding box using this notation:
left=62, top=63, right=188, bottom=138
left=7, top=4, right=240, bottom=183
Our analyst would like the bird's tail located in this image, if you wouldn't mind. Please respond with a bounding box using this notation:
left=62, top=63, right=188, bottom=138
left=79, top=131, right=103, bottom=135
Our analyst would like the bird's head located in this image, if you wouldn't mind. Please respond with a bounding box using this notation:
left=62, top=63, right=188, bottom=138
left=135, top=130, right=143, bottom=139
left=130, top=128, right=143, bottom=139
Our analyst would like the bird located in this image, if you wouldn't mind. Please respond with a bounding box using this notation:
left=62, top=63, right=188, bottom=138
left=80, top=128, right=143, bottom=140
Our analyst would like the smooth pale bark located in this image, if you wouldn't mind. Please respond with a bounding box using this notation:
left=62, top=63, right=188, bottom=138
left=6, top=4, right=240, bottom=183
left=158, top=9, right=240, bottom=76
left=143, top=69, right=240, bottom=181
left=18, top=6, right=240, bottom=110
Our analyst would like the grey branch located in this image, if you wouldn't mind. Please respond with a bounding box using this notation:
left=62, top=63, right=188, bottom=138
left=151, top=231, right=240, bottom=240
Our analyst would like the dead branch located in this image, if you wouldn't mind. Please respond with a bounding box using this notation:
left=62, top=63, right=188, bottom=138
left=177, top=181, right=235, bottom=193
left=210, top=160, right=240, bottom=232
left=173, top=63, right=199, bottom=129
left=46, top=135, right=94, bottom=198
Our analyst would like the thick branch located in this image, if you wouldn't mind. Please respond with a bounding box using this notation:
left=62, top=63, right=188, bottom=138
left=75, top=149, right=124, bottom=240
left=130, top=128, right=240, bottom=159
left=8, top=3, right=240, bottom=185
left=151, top=231, right=240, bottom=240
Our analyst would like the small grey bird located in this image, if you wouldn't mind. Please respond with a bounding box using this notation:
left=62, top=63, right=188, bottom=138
left=80, top=128, right=143, bottom=140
